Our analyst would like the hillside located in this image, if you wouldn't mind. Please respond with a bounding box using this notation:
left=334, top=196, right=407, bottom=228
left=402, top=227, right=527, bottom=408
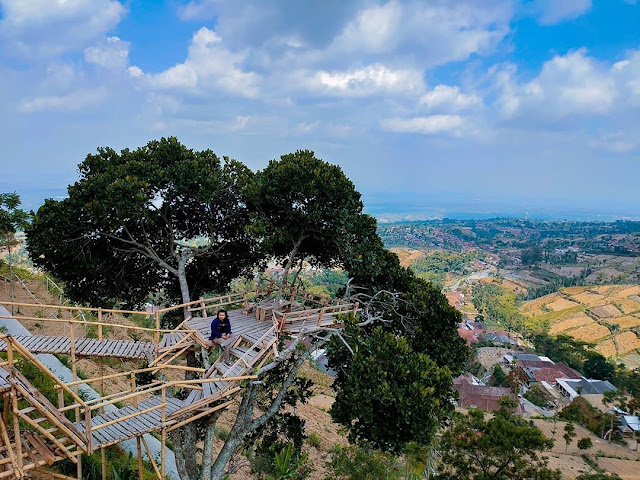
left=522, top=285, right=640, bottom=362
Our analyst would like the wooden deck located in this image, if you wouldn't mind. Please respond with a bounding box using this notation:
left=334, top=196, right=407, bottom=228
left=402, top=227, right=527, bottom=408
left=0, top=335, right=154, bottom=360
left=75, top=397, right=185, bottom=449
left=0, top=289, right=358, bottom=479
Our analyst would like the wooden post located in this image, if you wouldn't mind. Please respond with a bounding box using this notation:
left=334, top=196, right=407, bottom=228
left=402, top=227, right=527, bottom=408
left=131, top=373, right=137, bottom=407
left=161, top=386, right=166, bottom=478
left=154, top=311, right=160, bottom=356
left=11, top=387, right=24, bottom=477
left=200, top=298, right=207, bottom=319
left=317, top=307, right=326, bottom=326
left=137, top=437, right=144, bottom=479
left=101, top=447, right=106, bottom=480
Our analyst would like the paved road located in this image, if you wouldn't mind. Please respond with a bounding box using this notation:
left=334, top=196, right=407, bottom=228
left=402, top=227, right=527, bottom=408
left=0, top=305, right=179, bottom=479
left=451, top=267, right=496, bottom=291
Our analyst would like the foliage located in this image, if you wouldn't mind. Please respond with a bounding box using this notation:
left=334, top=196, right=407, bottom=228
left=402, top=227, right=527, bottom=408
left=521, top=246, right=544, bottom=265
left=584, top=355, right=615, bottom=381
left=563, top=422, right=576, bottom=453
left=491, top=364, right=509, bottom=387
left=246, top=346, right=314, bottom=478
left=264, top=443, right=311, bottom=480
left=328, top=325, right=455, bottom=453
left=324, top=445, right=402, bottom=480
left=577, top=437, right=593, bottom=450
left=576, top=474, right=623, bottom=480
left=559, top=397, right=619, bottom=440
left=245, top=150, right=364, bottom=285
left=27, top=137, right=259, bottom=309
left=437, top=397, right=561, bottom=480
left=472, top=283, right=529, bottom=334
left=524, top=385, right=549, bottom=408
left=533, top=334, right=596, bottom=374
left=0, top=192, right=29, bottom=249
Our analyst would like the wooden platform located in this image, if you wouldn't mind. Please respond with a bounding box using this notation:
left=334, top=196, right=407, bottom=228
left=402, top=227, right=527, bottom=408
left=0, top=335, right=154, bottom=359
left=186, top=309, right=275, bottom=344
left=75, top=397, right=185, bottom=449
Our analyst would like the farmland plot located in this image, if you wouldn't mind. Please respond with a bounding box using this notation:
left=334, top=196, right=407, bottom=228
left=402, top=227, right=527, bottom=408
left=591, top=304, right=622, bottom=318
left=611, top=316, right=640, bottom=329
left=615, top=331, right=640, bottom=356
left=569, top=322, right=611, bottom=342
left=550, top=314, right=594, bottom=335
left=573, top=291, right=607, bottom=306
left=547, top=297, right=580, bottom=311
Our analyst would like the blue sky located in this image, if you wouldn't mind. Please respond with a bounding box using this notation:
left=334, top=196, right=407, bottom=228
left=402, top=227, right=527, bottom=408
left=1, top=0, right=639, bottom=218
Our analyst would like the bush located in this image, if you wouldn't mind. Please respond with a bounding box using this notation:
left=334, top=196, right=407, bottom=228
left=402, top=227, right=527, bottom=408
left=577, top=437, right=593, bottom=450
left=306, top=433, right=322, bottom=449
left=325, top=445, right=401, bottom=480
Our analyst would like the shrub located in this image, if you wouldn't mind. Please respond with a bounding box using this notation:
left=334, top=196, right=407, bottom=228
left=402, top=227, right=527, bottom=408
left=577, top=437, right=593, bottom=450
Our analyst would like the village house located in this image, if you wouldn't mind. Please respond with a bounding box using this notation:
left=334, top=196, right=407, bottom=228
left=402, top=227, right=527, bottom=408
left=453, top=374, right=525, bottom=413
left=556, top=378, right=617, bottom=401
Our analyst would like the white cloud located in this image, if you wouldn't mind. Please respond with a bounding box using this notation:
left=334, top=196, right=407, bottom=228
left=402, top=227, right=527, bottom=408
left=420, top=85, right=481, bottom=111
left=495, top=49, right=617, bottom=119
left=0, top=0, right=125, bottom=57
left=333, top=1, right=402, bottom=53
left=383, top=115, right=463, bottom=135
left=131, top=27, right=258, bottom=97
left=327, top=0, right=512, bottom=67
left=530, top=0, right=592, bottom=25
left=19, top=88, right=106, bottom=112
left=84, top=36, right=129, bottom=70
left=312, top=64, right=424, bottom=96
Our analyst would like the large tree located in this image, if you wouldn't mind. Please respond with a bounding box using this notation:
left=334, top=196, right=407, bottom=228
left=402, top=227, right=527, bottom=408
left=245, top=150, right=364, bottom=295
left=27, top=137, right=258, bottom=310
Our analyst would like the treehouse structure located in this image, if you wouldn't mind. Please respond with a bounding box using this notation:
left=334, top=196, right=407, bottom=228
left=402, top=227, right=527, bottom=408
left=0, top=285, right=358, bottom=479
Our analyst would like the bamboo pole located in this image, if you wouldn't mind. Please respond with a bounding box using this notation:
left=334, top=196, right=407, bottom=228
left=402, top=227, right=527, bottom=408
left=0, top=313, right=186, bottom=334
left=101, top=447, right=106, bottom=480
left=137, top=436, right=144, bottom=479
left=167, top=400, right=234, bottom=432
left=161, top=386, right=166, bottom=478
left=141, top=436, right=162, bottom=479
left=7, top=338, right=87, bottom=408
left=0, top=410, right=20, bottom=478
left=34, top=469, right=79, bottom=480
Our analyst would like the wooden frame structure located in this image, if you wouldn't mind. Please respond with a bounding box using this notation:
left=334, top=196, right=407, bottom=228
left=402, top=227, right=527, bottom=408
left=0, top=286, right=358, bottom=479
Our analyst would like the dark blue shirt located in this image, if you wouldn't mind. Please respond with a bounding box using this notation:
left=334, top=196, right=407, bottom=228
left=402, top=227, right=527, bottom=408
left=209, top=317, right=231, bottom=339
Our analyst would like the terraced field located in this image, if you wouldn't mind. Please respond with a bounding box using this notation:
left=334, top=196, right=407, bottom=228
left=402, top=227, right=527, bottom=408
left=522, top=285, right=640, bottom=360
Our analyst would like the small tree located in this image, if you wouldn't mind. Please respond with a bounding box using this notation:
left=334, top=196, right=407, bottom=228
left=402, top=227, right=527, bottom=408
left=438, top=397, right=560, bottom=479
left=492, top=364, right=509, bottom=387
left=577, top=437, right=592, bottom=450
left=0, top=192, right=29, bottom=314
left=563, top=422, right=576, bottom=453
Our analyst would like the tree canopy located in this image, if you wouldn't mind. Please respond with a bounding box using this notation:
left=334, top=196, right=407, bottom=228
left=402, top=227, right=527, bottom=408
left=328, top=325, right=455, bottom=453
left=0, top=192, right=28, bottom=250
left=27, top=137, right=258, bottom=309
left=245, top=149, right=364, bottom=289
left=437, top=398, right=560, bottom=480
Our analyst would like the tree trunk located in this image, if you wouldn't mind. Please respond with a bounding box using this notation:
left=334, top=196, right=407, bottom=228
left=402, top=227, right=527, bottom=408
left=208, top=383, right=259, bottom=480
left=178, top=256, right=191, bottom=320
left=208, top=337, right=322, bottom=479
left=8, top=244, right=14, bottom=315
left=277, top=235, right=305, bottom=304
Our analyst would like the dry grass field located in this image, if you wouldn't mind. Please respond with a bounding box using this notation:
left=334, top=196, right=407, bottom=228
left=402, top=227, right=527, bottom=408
left=570, top=322, right=611, bottom=342
left=596, top=338, right=617, bottom=357
left=523, top=284, right=640, bottom=358
left=611, top=316, right=640, bottom=329
left=549, top=314, right=594, bottom=335
left=573, top=291, right=608, bottom=306
left=591, top=304, right=623, bottom=318
left=615, top=331, right=640, bottom=356
left=547, top=297, right=581, bottom=311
